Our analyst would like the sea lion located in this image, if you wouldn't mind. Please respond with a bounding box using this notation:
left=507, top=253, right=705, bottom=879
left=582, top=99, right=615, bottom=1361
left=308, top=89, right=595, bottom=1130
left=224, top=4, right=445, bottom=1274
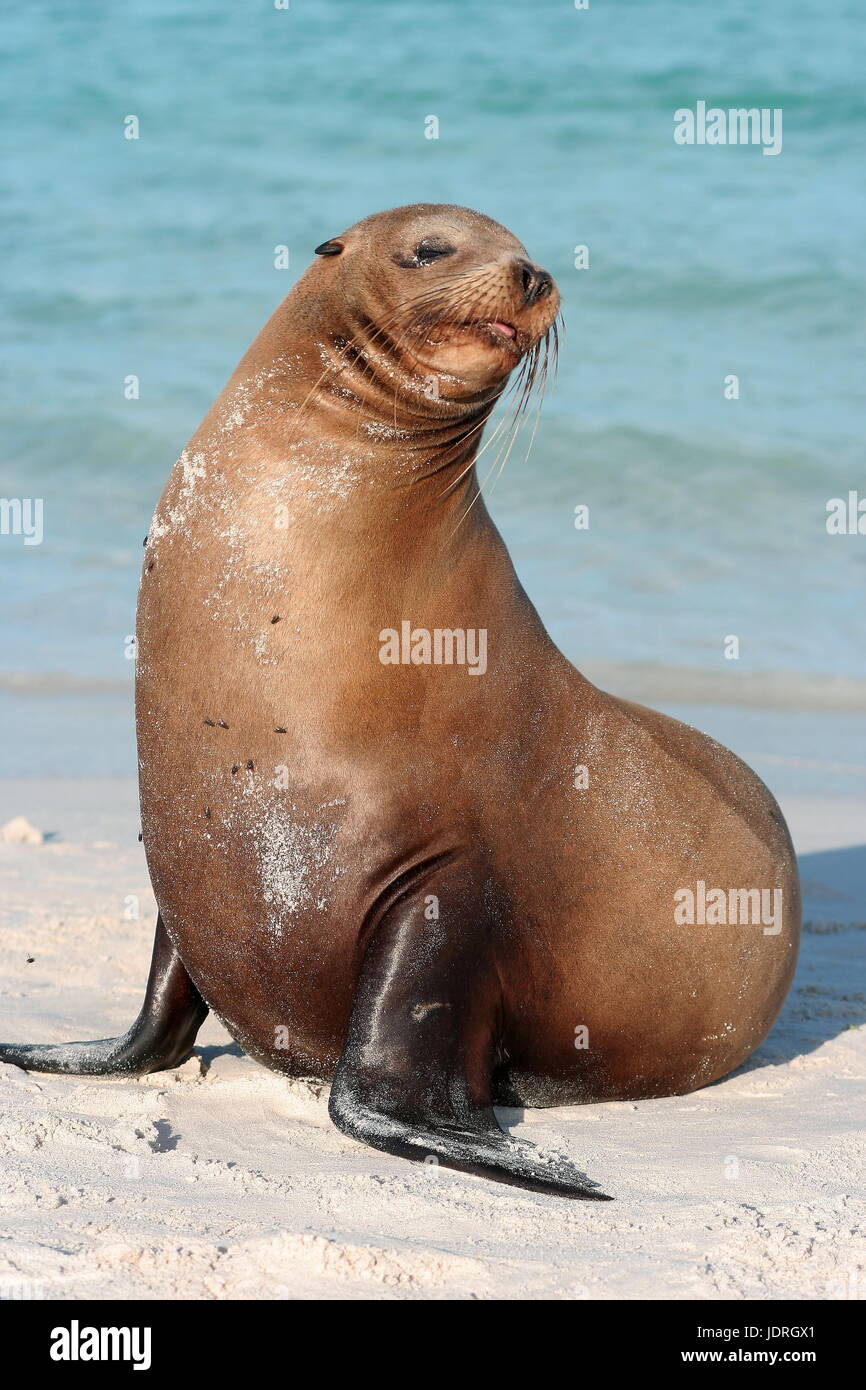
left=0, top=204, right=800, bottom=1199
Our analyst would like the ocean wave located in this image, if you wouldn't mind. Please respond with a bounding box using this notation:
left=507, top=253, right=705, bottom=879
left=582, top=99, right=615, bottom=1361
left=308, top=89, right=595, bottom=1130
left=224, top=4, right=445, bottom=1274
left=1, top=663, right=864, bottom=716
left=0, top=672, right=131, bottom=697
left=583, top=662, right=866, bottom=714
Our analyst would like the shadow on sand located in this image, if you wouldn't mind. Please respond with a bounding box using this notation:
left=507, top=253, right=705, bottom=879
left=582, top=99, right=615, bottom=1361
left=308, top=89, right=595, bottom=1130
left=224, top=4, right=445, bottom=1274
left=731, top=842, right=866, bottom=1075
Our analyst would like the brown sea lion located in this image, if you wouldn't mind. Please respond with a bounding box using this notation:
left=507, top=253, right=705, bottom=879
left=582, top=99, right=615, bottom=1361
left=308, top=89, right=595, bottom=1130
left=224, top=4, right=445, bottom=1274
left=0, top=204, right=800, bottom=1199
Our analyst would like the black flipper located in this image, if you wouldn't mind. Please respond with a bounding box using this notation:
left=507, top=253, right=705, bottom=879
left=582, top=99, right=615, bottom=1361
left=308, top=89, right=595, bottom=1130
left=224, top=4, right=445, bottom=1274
left=329, top=856, right=611, bottom=1200
left=0, top=914, right=208, bottom=1076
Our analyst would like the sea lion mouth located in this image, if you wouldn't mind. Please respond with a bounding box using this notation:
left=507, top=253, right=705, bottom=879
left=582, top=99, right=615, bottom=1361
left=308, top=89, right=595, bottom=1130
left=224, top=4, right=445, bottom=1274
left=425, top=318, right=524, bottom=358
left=478, top=319, right=521, bottom=351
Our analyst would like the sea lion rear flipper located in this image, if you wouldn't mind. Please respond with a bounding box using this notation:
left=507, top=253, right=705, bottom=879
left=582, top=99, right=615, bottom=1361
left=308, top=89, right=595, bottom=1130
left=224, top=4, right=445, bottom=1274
left=0, top=914, right=208, bottom=1076
left=328, top=858, right=611, bottom=1200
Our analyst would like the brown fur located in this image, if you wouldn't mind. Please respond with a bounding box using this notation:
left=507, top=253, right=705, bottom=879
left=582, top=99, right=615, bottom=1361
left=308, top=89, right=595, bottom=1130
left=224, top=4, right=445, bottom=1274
left=135, top=203, right=800, bottom=1112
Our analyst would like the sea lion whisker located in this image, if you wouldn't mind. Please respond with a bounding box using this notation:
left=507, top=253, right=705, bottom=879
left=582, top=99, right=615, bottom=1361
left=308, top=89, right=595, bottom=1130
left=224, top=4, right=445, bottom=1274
left=481, top=387, right=532, bottom=504
left=449, top=415, right=523, bottom=532
left=449, top=369, right=533, bottom=531
left=435, top=350, right=543, bottom=502
left=434, top=409, right=516, bottom=501
left=454, top=333, right=551, bottom=522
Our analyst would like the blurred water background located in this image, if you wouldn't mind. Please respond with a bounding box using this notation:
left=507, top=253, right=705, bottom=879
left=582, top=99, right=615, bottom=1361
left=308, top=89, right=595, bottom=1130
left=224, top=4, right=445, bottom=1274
left=1, top=0, right=864, bottom=795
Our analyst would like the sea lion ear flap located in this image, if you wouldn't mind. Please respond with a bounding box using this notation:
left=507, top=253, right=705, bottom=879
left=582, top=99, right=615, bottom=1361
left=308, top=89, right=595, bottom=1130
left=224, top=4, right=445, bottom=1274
left=314, top=239, right=344, bottom=257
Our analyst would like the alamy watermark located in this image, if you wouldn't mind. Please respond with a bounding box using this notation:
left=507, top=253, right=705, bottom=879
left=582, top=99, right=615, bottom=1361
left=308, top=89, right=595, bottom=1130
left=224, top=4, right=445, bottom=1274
left=50, top=1320, right=151, bottom=1370
left=674, top=102, right=782, bottom=157
left=826, top=491, right=866, bottom=535
left=0, top=497, right=43, bottom=545
left=674, top=881, right=783, bottom=935
left=379, top=621, right=487, bottom=675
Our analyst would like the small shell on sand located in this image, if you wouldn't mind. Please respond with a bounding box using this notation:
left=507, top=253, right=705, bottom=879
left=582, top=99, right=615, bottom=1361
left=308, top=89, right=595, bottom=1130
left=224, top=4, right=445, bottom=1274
left=0, top=816, right=44, bottom=845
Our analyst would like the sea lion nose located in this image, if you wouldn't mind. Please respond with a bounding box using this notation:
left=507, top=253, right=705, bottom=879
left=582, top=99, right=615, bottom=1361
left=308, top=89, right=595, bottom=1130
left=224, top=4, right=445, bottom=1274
left=516, top=258, right=554, bottom=306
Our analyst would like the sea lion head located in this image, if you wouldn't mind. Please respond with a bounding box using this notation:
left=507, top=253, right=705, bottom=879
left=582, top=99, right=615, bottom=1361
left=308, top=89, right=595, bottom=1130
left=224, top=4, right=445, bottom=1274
left=306, top=204, right=560, bottom=408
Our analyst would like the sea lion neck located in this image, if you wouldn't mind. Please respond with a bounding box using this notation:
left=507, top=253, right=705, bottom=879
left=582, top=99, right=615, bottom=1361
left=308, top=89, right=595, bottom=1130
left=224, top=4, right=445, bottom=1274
left=285, top=275, right=510, bottom=435
left=195, top=296, right=512, bottom=515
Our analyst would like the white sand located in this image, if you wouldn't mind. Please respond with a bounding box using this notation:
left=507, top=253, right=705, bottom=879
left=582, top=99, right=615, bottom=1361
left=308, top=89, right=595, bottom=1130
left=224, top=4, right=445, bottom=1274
left=0, top=778, right=863, bottom=1301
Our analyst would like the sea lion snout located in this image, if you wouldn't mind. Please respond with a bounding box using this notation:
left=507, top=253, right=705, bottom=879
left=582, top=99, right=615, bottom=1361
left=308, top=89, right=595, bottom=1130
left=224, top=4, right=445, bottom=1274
left=516, top=257, right=555, bottom=307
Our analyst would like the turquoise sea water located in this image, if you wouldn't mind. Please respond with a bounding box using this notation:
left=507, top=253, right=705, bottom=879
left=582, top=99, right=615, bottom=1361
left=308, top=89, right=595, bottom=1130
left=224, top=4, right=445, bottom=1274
left=0, top=0, right=864, bottom=781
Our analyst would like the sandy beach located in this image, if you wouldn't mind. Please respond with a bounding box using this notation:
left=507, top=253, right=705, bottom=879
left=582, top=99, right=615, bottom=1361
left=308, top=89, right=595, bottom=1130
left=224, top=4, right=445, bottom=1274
left=0, top=777, right=862, bottom=1302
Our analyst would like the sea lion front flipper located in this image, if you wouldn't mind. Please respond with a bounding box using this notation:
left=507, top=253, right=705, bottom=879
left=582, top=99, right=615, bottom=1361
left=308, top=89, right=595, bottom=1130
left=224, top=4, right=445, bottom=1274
left=0, top=914, right=208, bottom=1076
left=328, top=858, right=611, bottom=1200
